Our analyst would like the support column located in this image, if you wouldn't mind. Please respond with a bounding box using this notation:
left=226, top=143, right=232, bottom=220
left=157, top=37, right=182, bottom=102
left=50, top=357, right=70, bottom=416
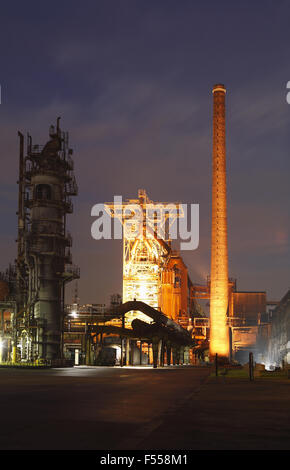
left=179, top=346, right=184, bottom=365
left=166, top=343, right=172, bottom=366
left=157, top=339, right=162, bottom=367
left=176, top=347, right=180, bottom=365
left=85, top=335, right=91, bottom=366
left=0, top=309, right=4, bottom=334
left=152, top=338, right=159, bottom=369
left=160, top=342, right=165, bottom=367
left=184, top=346, right=190, bottom=365
left=126, top=338, right=130, bottom=366
left=0, top=309, right=4, bottom=363
left=172, top=345, right=177, bottom=366
left=120, top=337, right=124, bottom=367
left=12, top=313, right=17, bottom=364
left=139, top=340, right=142, bottom=365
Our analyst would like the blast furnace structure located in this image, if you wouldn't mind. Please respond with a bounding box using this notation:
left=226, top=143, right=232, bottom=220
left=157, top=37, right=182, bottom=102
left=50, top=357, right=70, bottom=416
left=105, top=189, right=189, bottom=326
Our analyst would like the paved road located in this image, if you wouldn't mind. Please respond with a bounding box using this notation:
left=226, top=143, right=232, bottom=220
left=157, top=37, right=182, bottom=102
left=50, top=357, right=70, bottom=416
left=0, top=366, right=289, bottom=450
left=0, top=366, right=209, bottom=450
left=139, top=375, right=290, bottom=450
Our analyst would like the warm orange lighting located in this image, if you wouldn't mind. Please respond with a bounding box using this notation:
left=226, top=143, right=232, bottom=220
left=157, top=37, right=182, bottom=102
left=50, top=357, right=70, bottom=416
left=105, top=189, right=183, bottom=325
left=210, top=84, right=230, bottom=359
left=212, top=84, right=226, bottom=94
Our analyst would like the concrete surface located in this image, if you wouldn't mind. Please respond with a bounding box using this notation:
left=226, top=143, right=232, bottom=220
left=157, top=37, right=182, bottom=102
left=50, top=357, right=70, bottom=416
left=0, top=366, right=289, bottom=450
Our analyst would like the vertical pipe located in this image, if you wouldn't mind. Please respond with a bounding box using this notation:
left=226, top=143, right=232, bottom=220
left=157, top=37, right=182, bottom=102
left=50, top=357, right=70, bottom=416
left=210, top=84, right=229, bottom=359
left=0, top=310, right=4, bottom=335
left=17, top=132, right=24, bottom=261
left=139, top=340, right=142, bottom=365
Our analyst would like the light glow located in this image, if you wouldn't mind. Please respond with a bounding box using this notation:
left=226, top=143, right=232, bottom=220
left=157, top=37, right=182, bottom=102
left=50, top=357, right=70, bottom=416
left=105, top=189, right=182, bottom=324
left=210, top=84, right=229, bottom=358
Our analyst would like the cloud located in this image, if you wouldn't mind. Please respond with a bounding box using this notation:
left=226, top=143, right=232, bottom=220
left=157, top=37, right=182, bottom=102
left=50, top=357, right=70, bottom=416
left=0, top=1, right=290, bottom=302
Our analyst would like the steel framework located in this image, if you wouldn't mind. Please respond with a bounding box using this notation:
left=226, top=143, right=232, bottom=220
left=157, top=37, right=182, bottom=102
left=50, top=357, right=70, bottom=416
left=105, top=189, right=183, bottom=324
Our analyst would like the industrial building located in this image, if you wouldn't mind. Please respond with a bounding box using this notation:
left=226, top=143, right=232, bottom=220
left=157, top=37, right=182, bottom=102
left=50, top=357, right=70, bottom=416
left=0, top=86, right=288, bottom=369
left=63, top=188, right=196, bottom=367
left=266, top=290, right=290, bottom=368
left=0, top=120, right=79, bottom=364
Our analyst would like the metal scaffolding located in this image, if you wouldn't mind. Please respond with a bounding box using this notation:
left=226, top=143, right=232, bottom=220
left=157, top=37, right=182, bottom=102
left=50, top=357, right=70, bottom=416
left=15, top=119, right=79, bottom=363
left=105, top=189, right=183, bottom=324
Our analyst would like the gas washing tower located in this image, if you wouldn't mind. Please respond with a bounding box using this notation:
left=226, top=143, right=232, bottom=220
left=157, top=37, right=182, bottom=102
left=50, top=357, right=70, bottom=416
left=16, top=119, right=79, bottom=363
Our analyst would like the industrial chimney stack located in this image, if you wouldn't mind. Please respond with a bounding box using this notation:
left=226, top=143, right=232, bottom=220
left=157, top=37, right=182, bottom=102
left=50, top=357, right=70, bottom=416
left=210, top=84, right=229, bottom=359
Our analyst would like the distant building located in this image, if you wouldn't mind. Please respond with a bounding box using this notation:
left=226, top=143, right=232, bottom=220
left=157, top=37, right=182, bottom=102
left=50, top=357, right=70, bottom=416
left=266, top=290, right=290, bottom=368
left=231, top=291, right=269, bottom=363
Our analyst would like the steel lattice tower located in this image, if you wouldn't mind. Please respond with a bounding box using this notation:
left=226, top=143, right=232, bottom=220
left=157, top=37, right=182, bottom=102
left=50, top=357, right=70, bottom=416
left=105, top=189, right=182, bottom=325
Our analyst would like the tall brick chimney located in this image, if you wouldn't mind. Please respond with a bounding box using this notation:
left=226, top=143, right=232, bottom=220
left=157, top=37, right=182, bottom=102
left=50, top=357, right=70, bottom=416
left=210, top=84, right=229, bottom=358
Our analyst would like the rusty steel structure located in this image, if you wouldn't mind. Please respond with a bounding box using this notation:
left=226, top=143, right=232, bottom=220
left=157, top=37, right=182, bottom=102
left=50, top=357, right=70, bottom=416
left=16, top=119, right=79, bottom=362
left=210, top=84, right=230, bottom=359
left=0, top=85, right=274, bottom=368
left=105, top=189, right=186, bottom=325
left=63, top=300, right=194, bottom=368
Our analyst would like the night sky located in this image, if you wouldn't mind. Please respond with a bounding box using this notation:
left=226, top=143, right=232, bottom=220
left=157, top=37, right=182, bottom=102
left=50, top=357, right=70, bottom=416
left=0, top=1, right=289, bottom=304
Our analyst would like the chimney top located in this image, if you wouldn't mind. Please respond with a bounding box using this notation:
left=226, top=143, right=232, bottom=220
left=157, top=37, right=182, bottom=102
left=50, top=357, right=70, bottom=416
left=212, top=84, right=226, bottom=93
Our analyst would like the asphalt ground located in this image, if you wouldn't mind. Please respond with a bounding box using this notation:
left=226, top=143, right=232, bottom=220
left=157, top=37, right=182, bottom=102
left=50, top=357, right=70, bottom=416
left=0, top=365, right=288, bottom=450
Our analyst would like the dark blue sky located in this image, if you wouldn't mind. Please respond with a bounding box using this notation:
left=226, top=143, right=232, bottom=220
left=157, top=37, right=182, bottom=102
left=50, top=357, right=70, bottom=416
left=0, top=0, right=289, bottom=303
